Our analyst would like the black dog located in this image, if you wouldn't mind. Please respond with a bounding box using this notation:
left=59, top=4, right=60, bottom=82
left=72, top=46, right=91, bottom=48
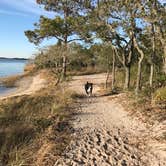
left=85, top=81, right=93, bottom=96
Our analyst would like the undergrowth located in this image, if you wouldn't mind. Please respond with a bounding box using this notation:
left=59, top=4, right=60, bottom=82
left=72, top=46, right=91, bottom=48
left=114, top=69, right=166, bottom=139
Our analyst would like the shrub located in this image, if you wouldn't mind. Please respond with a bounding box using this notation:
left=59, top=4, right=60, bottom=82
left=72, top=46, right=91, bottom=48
left=154, top=73, right=166, bottom=88
left=153, top=87, right=166, bottom=106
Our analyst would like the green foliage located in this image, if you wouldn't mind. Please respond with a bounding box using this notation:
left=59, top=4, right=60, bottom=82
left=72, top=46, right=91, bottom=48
left=34, top=45, right=63, bottom=69
left=154, top=73, right=166, bottom=88
left=68, top=43, right=96, bottom=71
left=25, top=0, right=88, bottom=78
left=25, top=1, right=86, bottom=45
left=89, top=43, right=114, bottom=70
left=33, top=43, right=111, bottom=75
left=26, top=0, right=166, bottom=95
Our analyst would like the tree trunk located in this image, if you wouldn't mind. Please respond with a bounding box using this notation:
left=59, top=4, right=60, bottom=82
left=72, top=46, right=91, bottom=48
left=124, top=65, right=130, bottom=90
left=163, top=46, right=166, bottom=73
left=105, top=48, right=110, bottom=89
left=156, top=26, right=166, bottom=73
left=62, top=54, right=67, bottom=79
left=135, top=59, right=142, bottom=95
left=122, top=38, right=133, bottom=90
left=105, top=69, right=110, bottom=89
left=149, top=23, right=155, bottom=87
left=62, top=4, right=68, bottom=80
left=111, top=51, right=115, bottom=91
left=62, top=39, right=68, bottom=80
left=149, top=64, right=154, bottom=87
left=133, top=36, right=144, bottom=95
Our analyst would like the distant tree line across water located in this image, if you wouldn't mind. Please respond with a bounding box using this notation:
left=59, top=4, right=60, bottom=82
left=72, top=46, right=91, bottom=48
left=0, top=57, right=28, bottom=61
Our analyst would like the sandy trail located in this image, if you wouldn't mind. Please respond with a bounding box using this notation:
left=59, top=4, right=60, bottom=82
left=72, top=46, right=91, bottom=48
left=55, top=73, right=166, bottom=166
left=0, top=72, right=47, bottom=100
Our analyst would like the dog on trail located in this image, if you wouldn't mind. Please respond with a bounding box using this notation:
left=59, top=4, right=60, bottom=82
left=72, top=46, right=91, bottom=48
left=84, top=81, right=93, bottom=96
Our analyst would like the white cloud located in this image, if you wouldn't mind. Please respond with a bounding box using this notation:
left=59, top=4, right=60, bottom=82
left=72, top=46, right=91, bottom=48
left=0, top=0, right=54, bottom=17
left=0, top=9, right=28, bottom=17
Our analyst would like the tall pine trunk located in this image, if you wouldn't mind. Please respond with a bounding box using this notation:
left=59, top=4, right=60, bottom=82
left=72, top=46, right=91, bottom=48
left=62, top=5, right=68, bottom=80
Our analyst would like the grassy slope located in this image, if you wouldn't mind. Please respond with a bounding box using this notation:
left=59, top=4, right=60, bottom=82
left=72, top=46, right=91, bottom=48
left=0, top=70, right=76, bottom=165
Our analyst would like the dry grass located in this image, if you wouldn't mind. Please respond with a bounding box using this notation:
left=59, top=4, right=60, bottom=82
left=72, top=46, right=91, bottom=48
left=110, top=68, right=166, bottom=126
left=122, top=91, right=166, bottom=125
left=0, top=70, right=76, bottom=165
left=24, top=64, right=36, bottom=73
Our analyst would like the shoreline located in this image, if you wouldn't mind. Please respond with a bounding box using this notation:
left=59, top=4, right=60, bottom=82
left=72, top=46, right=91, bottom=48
left=0, top=74, right=24, bottom=96
left=0, top=75, right=33, bottom=99
left=0, top=71, right=47, bottom=100
left=0, top=86, right=17, bottom=97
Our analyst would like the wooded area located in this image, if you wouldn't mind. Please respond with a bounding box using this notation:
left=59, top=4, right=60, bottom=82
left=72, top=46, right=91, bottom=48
left=25, top=0, right=166, bottom=99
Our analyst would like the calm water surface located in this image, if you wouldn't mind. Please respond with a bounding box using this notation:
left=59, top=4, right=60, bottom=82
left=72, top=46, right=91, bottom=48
left=0, top=59, right=27, bottom=95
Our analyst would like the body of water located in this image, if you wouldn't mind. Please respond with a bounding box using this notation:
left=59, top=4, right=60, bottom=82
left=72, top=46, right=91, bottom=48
left=0, top=59, right=27, bottom=95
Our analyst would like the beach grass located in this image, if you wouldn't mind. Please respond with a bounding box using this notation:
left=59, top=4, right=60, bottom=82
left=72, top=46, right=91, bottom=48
left=0, top=71, right=75, bottom=165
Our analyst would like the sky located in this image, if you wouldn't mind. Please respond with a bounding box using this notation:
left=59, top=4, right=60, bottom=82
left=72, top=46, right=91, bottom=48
left=0, top=0, right=165, bottom=58
left=0, top=0, right=56, bottom=58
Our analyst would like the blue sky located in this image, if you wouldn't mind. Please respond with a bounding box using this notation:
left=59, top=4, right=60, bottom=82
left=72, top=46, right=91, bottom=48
left=0, top=0, right=165, bottom=58
left=0, top=0, right=56, bottom=58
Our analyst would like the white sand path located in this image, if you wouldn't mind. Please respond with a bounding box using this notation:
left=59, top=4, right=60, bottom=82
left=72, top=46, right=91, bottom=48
left=55, top=73, right=166, bottom=166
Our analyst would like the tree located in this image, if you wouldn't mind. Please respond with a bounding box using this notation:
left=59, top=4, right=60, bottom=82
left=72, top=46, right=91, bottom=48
left=152, top=1, right=166, bottom=74
left=142, top=0, right=166, bottom=74
left=82, top=0, right=165, bottom=95
left=34, top=44, right=67, bottom=84
left=85, top=0, right=144, bottom=91
left=81, top=1, right=125, bottom=89
left=25, top=0, right=85, bottom=79
left=90, top=42, right=116, bottom=90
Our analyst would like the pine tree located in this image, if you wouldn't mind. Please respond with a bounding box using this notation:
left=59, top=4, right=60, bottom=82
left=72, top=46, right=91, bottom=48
left=25, top=0, right=85, bottom=79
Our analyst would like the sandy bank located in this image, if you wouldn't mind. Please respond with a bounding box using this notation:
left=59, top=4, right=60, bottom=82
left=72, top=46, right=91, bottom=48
left=0, top=72, right=47, bottom=100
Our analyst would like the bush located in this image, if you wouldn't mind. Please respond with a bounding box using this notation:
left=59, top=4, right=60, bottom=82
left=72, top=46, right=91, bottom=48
left=153, top=87, right=166, bottom=106
left=154, top=73, right=166, bottom=88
